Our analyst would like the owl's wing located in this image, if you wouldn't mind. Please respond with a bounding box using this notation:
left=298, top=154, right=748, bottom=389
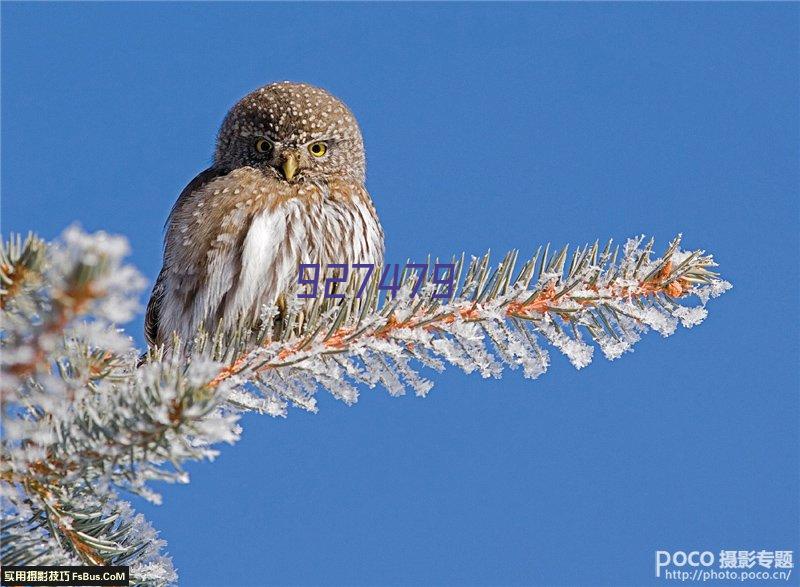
left=144, top=166, right=228, bottom=347
left=144, top=267, right=166, bottom=347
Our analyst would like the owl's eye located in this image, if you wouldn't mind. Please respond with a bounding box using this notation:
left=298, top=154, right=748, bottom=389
left=255, top=138, right=273, bottom=154
left=308, top=141, right=328, bottom=157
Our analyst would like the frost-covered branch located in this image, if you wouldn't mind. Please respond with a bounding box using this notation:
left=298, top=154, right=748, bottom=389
left=205, top=235, right=731, bottom=414
left=1, top=227, right=730, bottom=585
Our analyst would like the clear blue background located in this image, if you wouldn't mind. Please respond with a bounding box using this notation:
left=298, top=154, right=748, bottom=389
left=3, top=3, right=798, bottom=586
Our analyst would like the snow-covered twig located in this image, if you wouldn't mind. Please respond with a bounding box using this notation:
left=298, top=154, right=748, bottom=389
left=0, top=228, right=730, bottom=585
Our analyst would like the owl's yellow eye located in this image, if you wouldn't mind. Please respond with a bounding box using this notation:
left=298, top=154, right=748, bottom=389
left=255, top=138, right=272, bottom=154
left=308, top=141, right=327, bottom=157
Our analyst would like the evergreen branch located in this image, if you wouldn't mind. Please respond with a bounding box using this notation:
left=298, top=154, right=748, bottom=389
left=1, top=227, right=730, bottom=585
left=2, top=227, right=178, bottom=584
left=0, top=233, right=46, bottom=310
left=204, top=235, right=730, bottom=411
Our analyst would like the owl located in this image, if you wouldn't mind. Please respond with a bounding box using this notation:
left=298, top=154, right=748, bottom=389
left=145, top=82, right=384, bottom=347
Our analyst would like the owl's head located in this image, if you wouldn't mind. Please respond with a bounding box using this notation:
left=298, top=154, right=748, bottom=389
left=215, top=82, right=365, bottom=184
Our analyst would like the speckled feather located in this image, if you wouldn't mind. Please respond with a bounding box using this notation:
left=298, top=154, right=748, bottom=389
left=146, top=82, right=384, bottom=346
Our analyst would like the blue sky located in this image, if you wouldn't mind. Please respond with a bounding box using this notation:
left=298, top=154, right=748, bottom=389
left=2, top=3, right=798, bottom=586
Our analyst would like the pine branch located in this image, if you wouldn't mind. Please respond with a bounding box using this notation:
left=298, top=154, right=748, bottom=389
left=0, top=232, right=46, bottom=310
left=0, top=227, right=731, bottom=585
left=202, top=235, right=730, bottom=413
left=2, top=228, right=181, bottom=584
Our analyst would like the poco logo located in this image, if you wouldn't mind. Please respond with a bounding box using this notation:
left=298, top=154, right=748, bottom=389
left=655, top=550, right=715, bottom=577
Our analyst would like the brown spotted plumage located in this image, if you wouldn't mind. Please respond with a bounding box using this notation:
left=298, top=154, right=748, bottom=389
left=145, top=82, right=384, bottom=347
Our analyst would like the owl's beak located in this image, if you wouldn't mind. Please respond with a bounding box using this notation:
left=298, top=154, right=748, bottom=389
left=281, top=152, right=299, bottom=181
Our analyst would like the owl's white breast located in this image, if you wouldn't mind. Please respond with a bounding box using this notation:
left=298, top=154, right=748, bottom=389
left=229, top=206, right=287, bottom=317
left=222, top=201, right=311, bottom=330
left=158, top=176, right=383, bottom=345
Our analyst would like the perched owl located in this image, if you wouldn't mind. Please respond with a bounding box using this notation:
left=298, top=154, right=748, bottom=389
left=145, top=82, right=384, bottom=347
